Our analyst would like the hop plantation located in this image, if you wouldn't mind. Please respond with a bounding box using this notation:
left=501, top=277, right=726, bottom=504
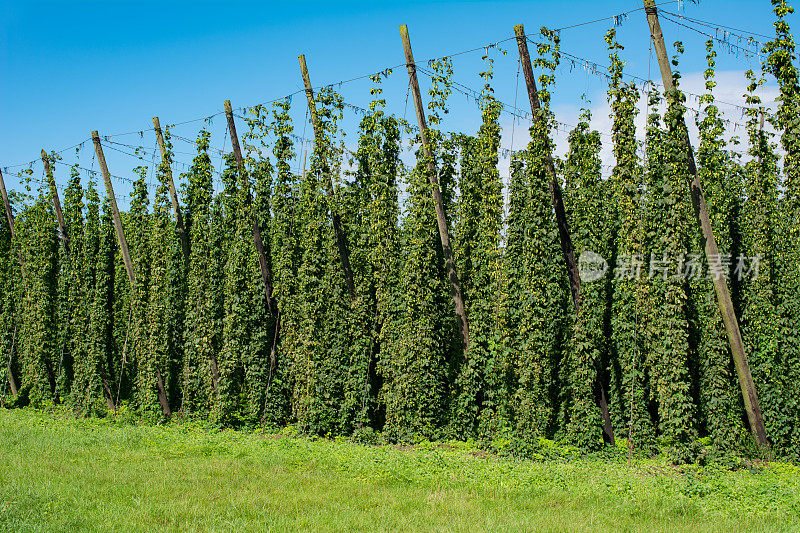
left=3, top=1, right=800, bottom=466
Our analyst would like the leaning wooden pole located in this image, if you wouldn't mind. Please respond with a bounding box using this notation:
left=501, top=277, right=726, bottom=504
left=513, top=24, right=580, bottom=309
left=152, top=117, right=190, bottom=266
left=41, top=150, right=70, bottom=257
left=399, top=25, right=470, bottom=350
left=513, top=23, right=614, bottom=444
left=91, top=132, right=136, bottom=288
left=0, top=170, right=12, bottom=232
left=223, top=100, right=277, bottom=317
left=92, top=130, right=171, bottom=416
left=0, top=168, right=17, bottom=246
left=643, top=0, right=768, bottom=447
left=0, top=168, right=24, bottom=277
left=298, top=54, right=357, bottom=302
left=0, top=168, right=21, bottom=397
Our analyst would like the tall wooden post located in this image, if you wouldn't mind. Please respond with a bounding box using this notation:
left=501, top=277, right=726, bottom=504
left=41, top=150, right=70, bottom=257
left=152, top=117, right=190, bottom=266
left=0, top=168, right=21, bottom=397
left=91, top=132, right=136, bottom=289
left=0, top=168, right=15, bottom=243
left=92, top=130, right=171, bottom=416
left=223, top=100, right=277, bottom=317
left=0, top=168, right=24, bottom=277
left=398, top=26, right=470, bottom=350
left=514, top=24, right=580, bottom=309
left=643, top=0, right=768, bottom=447
left=514, top=23, right=614, bottom=444
left=298, top=55, right=357, bottom=302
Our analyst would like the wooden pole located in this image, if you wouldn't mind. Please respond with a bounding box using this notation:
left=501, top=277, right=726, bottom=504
left=0, top=169, right=21, bottom=397
left=643, top=0, right=769, bottom=447
left=91, top=132, right=136, bottom=289
left=398, top=26, right=470, bottom=350
left=223, top=100, right=277, bottom=317
left=298, top=54, right=357, bottom=302
left=92, top=130, right=171, bottom=416
left=0, top=168, right=15, bottom=242
left=513, top=23, right=615, bottom=445
left=152, top=117, right=190, bottom=266
left=0, top=168, right=25, bottom=277
left=41, top=150, right=70, bottom=257
left=513, top=24, right=581, bottom=309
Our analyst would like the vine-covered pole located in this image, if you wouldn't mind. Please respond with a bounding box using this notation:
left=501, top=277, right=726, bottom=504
left=0, top=168, right=24, bottom=277
left=41, top=150, right=70, bottom=257
left=0, top=168, right=16, bottom=244
left=41, top=149, right=71, bottom=398
left=0, top=168, right=21, bottom=397
left=297, top=54, right=357, bottom=302
left=514, top=23, right=615, bottom=445
left=513, top=24, right=580, bottom=310
left=398, top=25, right=470, bottom=351
left=643, top=0, right=768, bottom=447
left=91, top=130, right=171, bottom=416
left=223, top=100, right=277, bottom=317
left=91, top=132, right=136, bottom=288
left=152, top=117, right=190, bottom=266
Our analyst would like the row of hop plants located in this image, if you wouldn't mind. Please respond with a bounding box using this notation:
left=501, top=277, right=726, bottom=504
left=1, top=2, right=799, bottom=463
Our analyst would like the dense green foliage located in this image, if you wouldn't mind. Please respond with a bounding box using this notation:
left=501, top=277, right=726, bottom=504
left=450, top=51, right=504, bottom=440
left=604, top=30, right=655, bottom=454
left=563, top=108, right=608, bottom=450
left=693, top=40, right=743, bottom=453
left=381, top=59, right=456, bottom=442
left=2, top=13, right=800, bottom=464
left=498, top=30, right=571, bottom=451
left=763, top=0, right=800, bottom=459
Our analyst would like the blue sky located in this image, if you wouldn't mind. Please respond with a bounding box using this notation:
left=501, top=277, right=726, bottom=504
left=0, top=1, right=784, bottom=206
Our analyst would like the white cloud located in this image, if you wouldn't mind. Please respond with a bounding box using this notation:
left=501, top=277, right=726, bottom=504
left=497, top=69, right=781, bottom=177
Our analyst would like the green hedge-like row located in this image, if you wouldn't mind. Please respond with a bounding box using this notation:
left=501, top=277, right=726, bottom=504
left=1, top=8, right=798, bottom=462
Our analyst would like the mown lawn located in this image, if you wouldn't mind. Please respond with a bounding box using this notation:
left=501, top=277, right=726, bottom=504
left=0, top=409, right=798, bottom=532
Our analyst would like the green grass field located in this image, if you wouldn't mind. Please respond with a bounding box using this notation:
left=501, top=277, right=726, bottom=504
left=0, top=409, right=798, bottom=532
